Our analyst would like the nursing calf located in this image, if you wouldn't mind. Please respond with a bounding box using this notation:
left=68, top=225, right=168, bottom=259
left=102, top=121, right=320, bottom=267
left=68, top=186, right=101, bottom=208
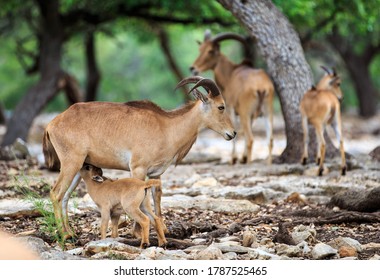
left=80, top=164, right=167, bottom=248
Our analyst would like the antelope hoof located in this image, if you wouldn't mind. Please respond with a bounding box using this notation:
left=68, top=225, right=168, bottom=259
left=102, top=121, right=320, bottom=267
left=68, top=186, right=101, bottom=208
left=231, top=157, right=238, bottom=165
left=341, top=166, right=347, bottom=176
left=318, top=167, right=324, bottom=176
left=301, top=157, right=307, bottom=165
left=316, top=158, right=321, bottom=165
left=240, top=156, right=248, bottom=164
left=160, top=242, right=168, bottom=249
left=141, top=243, right=149, bottom=249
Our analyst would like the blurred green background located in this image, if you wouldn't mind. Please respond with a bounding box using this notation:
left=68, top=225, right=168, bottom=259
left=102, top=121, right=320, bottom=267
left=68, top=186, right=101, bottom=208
left=0, top=0, right=379, bottom=114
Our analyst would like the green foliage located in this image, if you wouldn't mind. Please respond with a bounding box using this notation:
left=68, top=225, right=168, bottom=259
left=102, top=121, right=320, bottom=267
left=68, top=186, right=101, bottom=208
left=0, top=0, right=237, bottom=112
left=13, top=174, right=66, bottom=249
left=273, top=0, right=380, bottom=39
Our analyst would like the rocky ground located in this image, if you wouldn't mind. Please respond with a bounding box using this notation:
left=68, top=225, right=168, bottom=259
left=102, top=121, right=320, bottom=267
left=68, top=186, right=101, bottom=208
left=0, top=112, right=380, bottom=260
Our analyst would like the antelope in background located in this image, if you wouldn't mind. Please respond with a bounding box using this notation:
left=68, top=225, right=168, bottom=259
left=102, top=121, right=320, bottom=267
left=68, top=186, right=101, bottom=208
left=43, top=76, right=236, bottom=239
left=190, top=30, right=274, bottom=164
left=300, top=66, right=347, bottom=176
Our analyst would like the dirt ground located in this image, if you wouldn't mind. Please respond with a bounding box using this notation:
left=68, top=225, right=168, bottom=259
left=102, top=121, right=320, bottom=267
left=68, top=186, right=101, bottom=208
left=0, top=112, right=380, bottom=259
left=0, top=157, right=379, bottom=260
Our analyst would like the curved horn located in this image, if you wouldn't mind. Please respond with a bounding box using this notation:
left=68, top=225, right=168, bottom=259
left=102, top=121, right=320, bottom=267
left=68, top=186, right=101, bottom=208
left=211, top=32, right=248, bottom=46
left=188, top=78, right=221, bottom=98
left=320, top=65, right=332, bottom=75
left=175, top=76, right=221, bottom=98
left=175, top=76, right=204, bottom=91
left=211, top=32, right=250, bottom=57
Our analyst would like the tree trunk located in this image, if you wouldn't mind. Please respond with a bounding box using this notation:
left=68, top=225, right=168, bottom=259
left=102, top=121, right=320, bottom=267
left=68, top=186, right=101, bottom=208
left=60, top=72, right=82, bottom=105
left=217, top=0, right=342, bottom=163
left=328, top=32, right=379, bottom=118
left=84, top=32, right=101, bottom=102
left=1, top=0, right=64, bottom=147
left=155, top=26, right=190, bottom=101
left=0, top=103, right=5, bottom=125
left=329, top=187, right=380, bottom=212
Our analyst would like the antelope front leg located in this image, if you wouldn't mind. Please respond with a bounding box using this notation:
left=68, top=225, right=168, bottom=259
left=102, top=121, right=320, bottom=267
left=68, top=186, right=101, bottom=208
left=50, top=162, right=82, bottom=239
left=301, top=115, right=309, bottom=165
left=61, top=173, right=81, bottom=237
left=100, top=209, right=111, bottom=239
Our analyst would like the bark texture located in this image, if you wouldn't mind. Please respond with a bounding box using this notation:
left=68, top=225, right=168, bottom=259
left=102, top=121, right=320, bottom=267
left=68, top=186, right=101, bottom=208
left=217, top=0, right=339, bottom=162
left=329, top=187, right=380, bottom=212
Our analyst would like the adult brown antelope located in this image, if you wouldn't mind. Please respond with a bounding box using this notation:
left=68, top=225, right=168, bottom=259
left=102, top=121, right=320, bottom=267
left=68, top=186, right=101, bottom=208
left=43, top=76, right=236, bottom=238
left=190, top=30, right=274, bottom=164
left=300, top=66, right=347, bottom=176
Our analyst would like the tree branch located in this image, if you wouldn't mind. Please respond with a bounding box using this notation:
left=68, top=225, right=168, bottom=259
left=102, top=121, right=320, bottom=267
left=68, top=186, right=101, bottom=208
left=153, top=25, right=189, bottom=101
left=61, top=4, right=234, bottom=28
left=301, top=7, right=341, bottom=46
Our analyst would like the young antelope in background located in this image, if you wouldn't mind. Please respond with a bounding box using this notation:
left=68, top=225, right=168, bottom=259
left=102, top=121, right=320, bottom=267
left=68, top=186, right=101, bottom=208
left=300, top=67, right=347, bottom=176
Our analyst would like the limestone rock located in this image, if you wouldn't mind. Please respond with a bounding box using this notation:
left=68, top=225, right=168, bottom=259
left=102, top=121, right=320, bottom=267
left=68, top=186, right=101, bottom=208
left=194, top=245, right=223, bottom=260
left=83, top=239, right=141, bottom=256
left=311, top=243, right=338, bottom=260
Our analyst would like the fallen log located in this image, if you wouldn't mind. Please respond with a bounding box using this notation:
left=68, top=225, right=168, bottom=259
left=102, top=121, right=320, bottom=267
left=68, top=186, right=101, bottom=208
left=328, top=187, right=380, bottom=212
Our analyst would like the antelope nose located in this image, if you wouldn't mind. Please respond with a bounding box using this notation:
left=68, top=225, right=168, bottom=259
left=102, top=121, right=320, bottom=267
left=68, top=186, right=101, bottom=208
left=226, top=131, right=237, bottom=140
left=189, top=66, right=198, bottom=75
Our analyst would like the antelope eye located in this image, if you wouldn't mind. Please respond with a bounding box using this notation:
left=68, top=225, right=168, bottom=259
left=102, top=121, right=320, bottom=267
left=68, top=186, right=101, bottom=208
left=218, top=105, right=225, bottom=111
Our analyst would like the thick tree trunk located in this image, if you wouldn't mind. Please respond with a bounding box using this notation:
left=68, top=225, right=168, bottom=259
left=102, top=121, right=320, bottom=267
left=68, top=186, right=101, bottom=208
left=1, top=0, right=64, bottom=147
left=84, top=32, right=101, bottom=102
left=328, top=32, right=379, bottom=117
left=347, top=61, right=378, bottom=117
left=217, top=0, right=339, bottom=162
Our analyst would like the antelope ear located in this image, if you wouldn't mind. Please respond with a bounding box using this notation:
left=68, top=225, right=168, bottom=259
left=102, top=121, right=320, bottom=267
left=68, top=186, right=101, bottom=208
left=92, top=175, right=104, bottom=183
left=189, top=88, right=208, bottom=103
left=329, top=76, right=340, bottom=86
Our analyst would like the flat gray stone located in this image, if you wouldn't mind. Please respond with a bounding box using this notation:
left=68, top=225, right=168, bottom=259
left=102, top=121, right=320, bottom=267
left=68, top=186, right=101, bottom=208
left=311, top=243, right=338, bottom=260
left=162, top=195, right=260, bottom=213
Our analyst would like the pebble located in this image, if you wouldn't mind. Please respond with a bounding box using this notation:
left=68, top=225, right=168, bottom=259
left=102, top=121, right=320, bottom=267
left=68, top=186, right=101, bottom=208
left=242, top=230, right=256, bottom=247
